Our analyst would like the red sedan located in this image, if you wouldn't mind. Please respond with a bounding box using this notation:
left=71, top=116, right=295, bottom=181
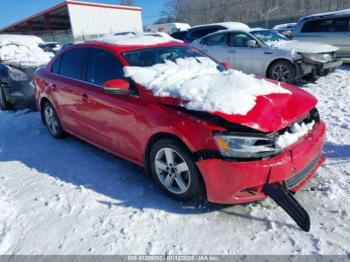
left=34, top=37, right=325, bottom=207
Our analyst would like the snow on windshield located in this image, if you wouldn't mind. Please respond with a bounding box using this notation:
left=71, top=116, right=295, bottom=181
left=99, top=32, right=180, bottom=46
left=124, top=57, right=291, bottom=115
left=0, top=34, right=52, bottom=68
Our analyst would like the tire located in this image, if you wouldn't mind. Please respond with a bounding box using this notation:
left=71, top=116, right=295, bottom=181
left=0, top=85, right=12, bottom=110
left=149, top=139, right=202, bottom=201
left=43, top=101, right=64, bottom=139
left=267, top=60, right=296, bottom=84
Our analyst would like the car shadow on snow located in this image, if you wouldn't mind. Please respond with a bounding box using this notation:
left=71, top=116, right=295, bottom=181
left=323, top=143, right=350, bottom=159
left=0, top=110, right=299, bottom=229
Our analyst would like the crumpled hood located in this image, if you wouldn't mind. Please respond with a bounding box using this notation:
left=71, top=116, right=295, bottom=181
left=270, top=40, right=338, bottom=54
left=156, top=82, right=317, bottom=133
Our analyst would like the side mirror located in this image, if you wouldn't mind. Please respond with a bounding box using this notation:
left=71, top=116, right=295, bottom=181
left=247, top=40, right=258, bottom=48
left=221, top=62, right=231, bottom=69
left=103, top=79, right=130, bottom=95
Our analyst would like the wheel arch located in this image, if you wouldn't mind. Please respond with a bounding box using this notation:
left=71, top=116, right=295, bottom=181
left=39, top=97, right=52, bottom=125
left=143, top=132, right=207, bottom=196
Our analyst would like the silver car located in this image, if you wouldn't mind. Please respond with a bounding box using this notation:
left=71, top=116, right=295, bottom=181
left=192, top=29, right=342, bottom=83
left=293, top=10, right=350, bottom=58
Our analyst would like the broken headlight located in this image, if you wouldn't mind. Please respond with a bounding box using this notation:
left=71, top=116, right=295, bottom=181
left=214, top=133, right=280, bottom=159
left=303, top=53, right=333, bottom=63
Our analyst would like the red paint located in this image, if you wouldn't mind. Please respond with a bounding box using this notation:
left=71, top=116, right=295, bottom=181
left=34, top=40, right=326, bottom=204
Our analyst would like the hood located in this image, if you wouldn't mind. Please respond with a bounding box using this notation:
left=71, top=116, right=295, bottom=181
left=270, top=40, right=338, bottom=54
left=157, top=82, right=317, bottom=133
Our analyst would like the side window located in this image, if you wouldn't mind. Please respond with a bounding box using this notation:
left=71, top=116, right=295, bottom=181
left=51, top=57, right=61, bottom=74
left=59, top=48, right=87, bottom=80
left=203, top=33, right=227, bottom=46
left=228, top=33, right=254, bottom=48
left=334, top=17, right=350, bottom=32
left=191, top=27, right=221, bottom=39
left=86, top=48, right=125, bottom=86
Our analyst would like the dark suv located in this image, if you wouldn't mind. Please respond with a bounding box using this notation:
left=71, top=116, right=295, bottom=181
left=184, top=22, right=250, bottom=43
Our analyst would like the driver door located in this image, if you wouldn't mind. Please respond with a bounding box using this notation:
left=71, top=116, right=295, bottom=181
left=78, top=47, right=142, bottom=161
left=226, top=32, right=265, bottom=75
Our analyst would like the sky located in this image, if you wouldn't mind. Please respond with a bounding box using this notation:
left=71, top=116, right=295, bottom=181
left=0, top=0, right=166, bottom=28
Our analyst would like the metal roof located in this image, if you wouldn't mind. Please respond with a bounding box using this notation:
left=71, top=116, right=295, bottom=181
left=0, top=0, right=142, bottom=32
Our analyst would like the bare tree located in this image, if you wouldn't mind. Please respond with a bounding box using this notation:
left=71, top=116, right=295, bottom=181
left=160, top=0, right=186, bottom=22
left=120, top=0, right=137, bottom=6
left=257, top=0, right=280, bottom=28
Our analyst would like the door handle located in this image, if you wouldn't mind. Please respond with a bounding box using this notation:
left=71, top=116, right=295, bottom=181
left=81, top=93, right=88, bottom=101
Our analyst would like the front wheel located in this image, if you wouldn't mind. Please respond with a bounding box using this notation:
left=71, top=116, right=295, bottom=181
left=267, top=60, right=296, bottom=83
left=149, top=139, right=202, bottom=201
left=43, top=102, right=64, bottom=138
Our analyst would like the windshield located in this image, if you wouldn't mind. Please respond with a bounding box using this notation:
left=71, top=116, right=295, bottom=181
left=123, top=46, right=221, bottom=68
left=251, top=30, right=288, bottom=44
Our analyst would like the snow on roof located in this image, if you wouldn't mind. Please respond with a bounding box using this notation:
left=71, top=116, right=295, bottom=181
left=273, top=23, right=297, bottom=30
left=191, top=22, right=250, bottom=31
left=0, top=34, right=52, bottom=68
left=302, top=9, right=350, bottom=20
left=98, top=32, right=180, bottom=46
left=124, top=57, right=291, bottom=115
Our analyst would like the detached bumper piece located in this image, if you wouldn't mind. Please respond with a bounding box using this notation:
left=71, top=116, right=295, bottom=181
left=263, top=183, right=310, bottom=232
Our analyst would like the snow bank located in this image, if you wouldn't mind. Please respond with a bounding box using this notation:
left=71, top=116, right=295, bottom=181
left=0, top=34, right=53, bottom=68
left=124, top=57, right=291, bottom=115
left=276, top=121, right=315, bottom=149
left=99, top=32, right=179, bottom=46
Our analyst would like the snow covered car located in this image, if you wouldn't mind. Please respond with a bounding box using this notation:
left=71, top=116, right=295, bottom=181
left=192, top=28, right=342, bottom=83
left=34, top=33, right=326, bottom=231
left=0, top=34, right=52, bottom=110
left=273, top=23, right=297, bottom=38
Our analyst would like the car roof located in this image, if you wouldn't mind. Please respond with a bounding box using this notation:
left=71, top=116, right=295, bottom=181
left=299, top=9, right=350, bottom=21
left=190, top=22, right=250, bottom=31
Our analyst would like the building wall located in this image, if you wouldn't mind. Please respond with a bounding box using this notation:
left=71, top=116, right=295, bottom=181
left=181, top=0, right=350, bottom=27
left=68, top=4, right=143, bottom=37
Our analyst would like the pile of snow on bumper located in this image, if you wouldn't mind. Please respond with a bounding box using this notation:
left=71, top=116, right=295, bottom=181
left=124, top=58, right=291, bottom=115
left=0, top=34, right=52, bottom=68
left=276, top=121, right=315, bottom=149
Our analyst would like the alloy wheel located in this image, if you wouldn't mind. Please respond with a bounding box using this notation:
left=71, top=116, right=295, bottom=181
left=154, top=147, right=191, bottom=195
left=44, top=106, right=59, bottom=136
left=271, top=64, right=291, bottom=82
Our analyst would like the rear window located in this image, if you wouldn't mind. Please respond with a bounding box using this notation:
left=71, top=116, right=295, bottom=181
left=59, top=48, right=87, bottom=80
left=190, top=27, right=222, bottom=39
left=301, top=17, right=350, bottom=32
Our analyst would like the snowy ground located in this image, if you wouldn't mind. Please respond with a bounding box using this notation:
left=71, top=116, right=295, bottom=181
left=0, top=67, right=349, bottom=255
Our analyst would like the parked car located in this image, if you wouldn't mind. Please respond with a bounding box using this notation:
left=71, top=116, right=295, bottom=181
left=170, top=30, right=188, bottom=41
left=34, top=34, right=325, bottom=229
left=184, top=22, right=250, bottom=43
left=192, top=28, right=342, bottom=83
left=273, top=23, right=297, bottom=38
left=292, top=9, right=350, bottom=58
left=146, top=23, right=191, bottom=34
left=39, top=42, right=62, bottom=54
left=0, top=34, right=52, bottom=110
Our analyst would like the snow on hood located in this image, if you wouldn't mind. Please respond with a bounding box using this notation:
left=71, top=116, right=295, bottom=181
left=99, top=32, right=180, bottom=46
left=0, top=34, right=52, bottom=68
left=267, top=40, right=338, bottom=54
left=124, top=57, right=291, bottom=116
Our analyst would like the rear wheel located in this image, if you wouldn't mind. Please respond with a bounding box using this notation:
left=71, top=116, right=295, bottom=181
left=43, top=102, right=64, bottom=138
left=150, top=139, right=202, bottom=201
left=0, top=85, right=11, bottom=110
left=267, top=60, right=296, bottom=83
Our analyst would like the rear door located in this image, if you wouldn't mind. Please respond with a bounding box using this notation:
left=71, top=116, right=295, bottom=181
left=49, top=47, right=88, bottom=136
left=77, top=47, right=142, bottom=161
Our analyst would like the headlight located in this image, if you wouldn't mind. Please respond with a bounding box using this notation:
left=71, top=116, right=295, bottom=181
left=214, top=133, right=281, bottom=159
left=303, top=53, right=333, bottom=63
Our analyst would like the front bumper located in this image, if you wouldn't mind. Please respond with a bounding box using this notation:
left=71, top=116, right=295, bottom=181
left=196, top=121, right=326, bottom=204
left=300, top=59, right=343, bottom=77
